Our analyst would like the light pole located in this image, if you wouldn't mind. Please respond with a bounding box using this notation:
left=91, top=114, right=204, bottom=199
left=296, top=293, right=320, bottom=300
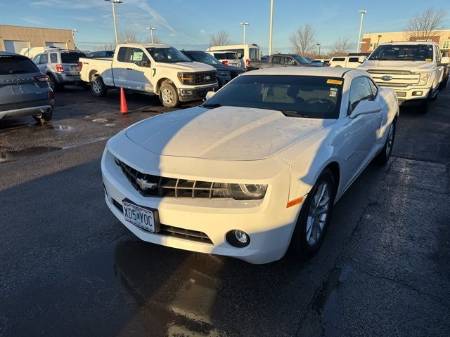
left=105, top=0, right=123, bottom=46
left=269, top=0, right=274, bottom=55
left=240, top=22, right=249, bottom=45
left=72, top=29, right=78, bottom=50
left=316, top=43, right=321, bottom=57
left=357, top=9, right=367, bottom=53
left=147, top=27, right=157, bottom=44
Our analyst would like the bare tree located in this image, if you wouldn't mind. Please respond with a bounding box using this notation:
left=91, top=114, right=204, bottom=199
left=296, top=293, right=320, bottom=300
left=290, top=24, right=316, bottom=55
left=407, top=8, right=447, bottom=40
left=121, top=30, right=141, bottom=44
left=331, top=37, right=352, bottom=56
left=209, top=31, right=231, bottom=46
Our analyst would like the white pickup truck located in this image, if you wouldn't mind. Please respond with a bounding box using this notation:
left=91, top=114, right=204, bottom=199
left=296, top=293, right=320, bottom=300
left=359, top=42, right=449, bottom=113
left=80, top=43, right=218, bottom=107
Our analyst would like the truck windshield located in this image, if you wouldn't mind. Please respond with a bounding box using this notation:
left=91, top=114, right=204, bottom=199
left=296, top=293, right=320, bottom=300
left=203, top=75, right=343, bottom=119
left=183, top=51, right=220, bottom=65
left=146, top=47, right=191, bottom=63
left=369, top=45, right=433, bottom=61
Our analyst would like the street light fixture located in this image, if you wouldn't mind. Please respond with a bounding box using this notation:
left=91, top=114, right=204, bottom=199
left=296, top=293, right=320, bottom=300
left=357, top=9, right=367, bottom=53
left=147, top=27, right=157, bottom=44
left=105, top=0, right=123, bottom=46
left=240, top=22, right=249, bottom=45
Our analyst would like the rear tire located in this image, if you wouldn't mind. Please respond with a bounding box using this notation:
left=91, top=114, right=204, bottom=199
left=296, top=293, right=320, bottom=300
left=91, top=76, right=107, bottom=97
left=289, top=169, right=336, bottom=258
left=159, top=81, right=179, bottom=108
left=33, top=108, right=53, bottom=125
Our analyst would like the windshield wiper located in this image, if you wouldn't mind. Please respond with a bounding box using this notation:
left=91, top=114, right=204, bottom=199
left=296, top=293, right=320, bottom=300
left=202, top=103, right=222, bottom=109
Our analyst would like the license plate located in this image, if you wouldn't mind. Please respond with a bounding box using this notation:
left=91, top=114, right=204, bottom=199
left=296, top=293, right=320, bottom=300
left=123, top=200, right=158, bottom=232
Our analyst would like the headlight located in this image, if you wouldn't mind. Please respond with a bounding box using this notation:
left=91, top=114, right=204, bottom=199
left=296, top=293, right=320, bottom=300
left=178, top=72, right=196, bottom=85
left=419, top=72, right=431, bottom=85
left=228, top=184, right=267, bottom=200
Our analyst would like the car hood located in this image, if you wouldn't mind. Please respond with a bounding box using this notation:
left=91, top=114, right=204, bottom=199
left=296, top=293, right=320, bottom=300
left=155, top=61, right=216, bottom=72
left=360, top=60, right=434, bottom=72
left=125, top=106, right=333, bottom=161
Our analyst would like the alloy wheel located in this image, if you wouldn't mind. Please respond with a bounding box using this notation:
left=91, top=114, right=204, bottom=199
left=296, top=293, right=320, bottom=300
left=306, top=182, right=331, bottom=246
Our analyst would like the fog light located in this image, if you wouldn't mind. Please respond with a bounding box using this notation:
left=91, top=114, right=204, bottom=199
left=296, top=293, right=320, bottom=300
left=412, top=91, right=423, bottom=96
left=226, top=230, right=250, bottom=248
left=180, top=89, right=193, bottom=96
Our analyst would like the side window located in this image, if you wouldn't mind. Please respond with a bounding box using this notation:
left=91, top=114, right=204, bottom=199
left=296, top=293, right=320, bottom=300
left=39, top=53, right=48, bottom=64
left=272, top=56, right=281, bottom=64
left=435, top=46, right=441, bottom=63
left=50, top=53, right=58, bottom=63
left=117, top=47, right=130, bottom=62
left=349, top=77, right=373, bottom=113
left=33, top=54, right=41, bottom=63
left=348, top=57, right=359, bottom=63
left=117, top=47, right=150, bottom=67
left=368, top=78, right=378, bottom=97
left=285, top=57, right=296, bottom=65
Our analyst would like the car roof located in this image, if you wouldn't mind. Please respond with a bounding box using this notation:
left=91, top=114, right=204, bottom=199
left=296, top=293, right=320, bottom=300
left=243, top=67, right=365, bottom=78
left=118, top=43, right=171, bottom=49
left=379, top=41, right=438, bottom=46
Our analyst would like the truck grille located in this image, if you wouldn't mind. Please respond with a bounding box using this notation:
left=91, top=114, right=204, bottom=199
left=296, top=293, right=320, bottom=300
left=194, top=71, right=217, bottom=85
left=116, top=159, right=229, bottom=198
left=367, top=69, right=420, bottom=88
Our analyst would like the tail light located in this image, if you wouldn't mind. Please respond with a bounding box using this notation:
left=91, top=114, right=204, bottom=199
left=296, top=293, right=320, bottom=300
left=55, top=64, right=64, bottom=73
left=222, top=60, right=229, bottom=65
left=34, top=75, right=49, bottom=82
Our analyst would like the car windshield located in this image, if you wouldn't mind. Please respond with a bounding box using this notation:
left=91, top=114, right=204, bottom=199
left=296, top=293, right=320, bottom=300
left=146, top=47, right=191, bottom=63
left=203, top=75, right=343, bottom=119
left=293, top=55, right=312, bottom=64
left=0, top=55, right=39, bottom=75
left=369, top=44, right=434, bottom=61
left=184, top=51, right=220, bottom=65
left=61, top=52, right=85, bottom=63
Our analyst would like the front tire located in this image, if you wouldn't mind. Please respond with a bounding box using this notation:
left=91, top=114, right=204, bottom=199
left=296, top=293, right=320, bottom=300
left=289, top=169, right=336, bottom=258
left=159, top=81, right=179, bottom=108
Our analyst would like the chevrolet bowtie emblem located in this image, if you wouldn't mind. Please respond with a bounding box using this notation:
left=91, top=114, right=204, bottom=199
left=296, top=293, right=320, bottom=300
left=136, top=177, right=157, bottom=190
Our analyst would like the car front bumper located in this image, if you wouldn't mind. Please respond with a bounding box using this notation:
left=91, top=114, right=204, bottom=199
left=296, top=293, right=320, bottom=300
left=380, top=86, right=432, bottom=105
left=101, top=141, right=302, bottom=264
left=178, top=84, right=218, bottom=102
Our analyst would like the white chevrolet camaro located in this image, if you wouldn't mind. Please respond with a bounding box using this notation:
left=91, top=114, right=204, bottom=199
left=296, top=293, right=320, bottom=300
left=102, top=67, right=399, bottom=264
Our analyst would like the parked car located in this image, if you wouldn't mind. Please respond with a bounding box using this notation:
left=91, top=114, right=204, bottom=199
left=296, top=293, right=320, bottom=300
left=85, top=50, right=114, bottom=59
left=101, top=67, right=399, bottom=264
left=329, top=56, right=365, bottom=68
left=181, top=50, right=243, bottom=87
left=359, top=42, right=449, bottom=112
left=32, top=47, right=86, bottom=91
left=0, top=52, right=54, bottom=124
left=207, top=44, right=260, bottom=69
left=207, top=51, right=244, bottom=69
left=80, top=43, right=218, bottom=108
left=248, top=53, right=322, bottom=70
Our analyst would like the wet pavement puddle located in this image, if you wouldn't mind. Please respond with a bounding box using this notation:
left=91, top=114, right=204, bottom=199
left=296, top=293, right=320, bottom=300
left=0, top=146, right=61, bottom=164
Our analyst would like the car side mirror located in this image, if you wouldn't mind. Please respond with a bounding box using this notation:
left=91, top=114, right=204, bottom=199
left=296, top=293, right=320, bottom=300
left=349, top=99, right=371, bottom=118
left=441, top=56, right=450, bottom=65
left=205, top=91, right=216, bottom=100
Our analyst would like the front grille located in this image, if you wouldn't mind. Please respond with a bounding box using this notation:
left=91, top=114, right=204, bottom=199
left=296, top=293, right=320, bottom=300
left=116, top=159, right=228, bottom=198
left=193, top=71, right=217, bottom=85
left=367, top=69, right=420, bottom=88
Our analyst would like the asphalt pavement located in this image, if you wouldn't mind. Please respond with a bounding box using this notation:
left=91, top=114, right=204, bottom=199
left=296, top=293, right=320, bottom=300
left=0, top=85, right=449, bottom=337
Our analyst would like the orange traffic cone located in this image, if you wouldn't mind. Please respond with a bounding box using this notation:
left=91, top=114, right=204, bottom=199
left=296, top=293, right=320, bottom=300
left=120, top=88, right=128, bottom=114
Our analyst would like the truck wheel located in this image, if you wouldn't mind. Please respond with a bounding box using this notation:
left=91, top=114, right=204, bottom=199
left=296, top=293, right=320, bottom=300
left=91, top=76, right=107, bottom=97
left=159, top=81, right=179, bottom=108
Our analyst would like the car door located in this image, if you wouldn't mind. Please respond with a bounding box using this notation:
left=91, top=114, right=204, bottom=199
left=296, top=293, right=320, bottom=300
left=125, top=48, right=153, bottom=92
left=35, top=53, right=48, bottom=74
left=340, top=76, right=383, bottom=186
left=114, top=47, right=135, bottom=89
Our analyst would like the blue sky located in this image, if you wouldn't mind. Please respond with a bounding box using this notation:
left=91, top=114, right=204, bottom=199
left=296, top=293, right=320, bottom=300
left=1, top=0, right=449, bottom=53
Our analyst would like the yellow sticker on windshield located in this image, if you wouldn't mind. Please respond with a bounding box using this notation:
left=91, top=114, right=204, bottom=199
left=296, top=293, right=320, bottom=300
left=327, top=79, right=343, bottom=85
left=425, top=58, right=432, bottom=62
